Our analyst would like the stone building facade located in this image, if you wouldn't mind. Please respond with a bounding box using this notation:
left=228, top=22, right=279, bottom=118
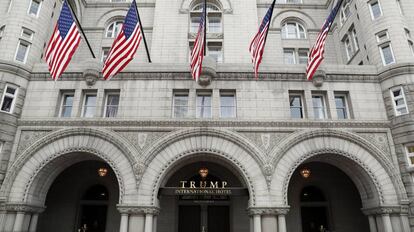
left=0, top=0, right=413, bottom=232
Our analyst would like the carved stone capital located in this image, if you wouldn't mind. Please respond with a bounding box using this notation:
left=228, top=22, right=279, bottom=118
left=362, top=205, right=409, bottom=216
left=247, top=206, right=290, bottom=216
left=1, top=203, right=45, bottom=213
left=117, top=205, right=160, bottom=216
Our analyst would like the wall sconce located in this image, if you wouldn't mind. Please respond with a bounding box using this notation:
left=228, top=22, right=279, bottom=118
left=199, top=167, right=209, bottom=179
left=300, top=168, right=311, bottom=178
left=98, top=168, right=108, bottom=177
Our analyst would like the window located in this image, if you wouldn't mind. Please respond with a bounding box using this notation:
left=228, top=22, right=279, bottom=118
left=340, top=0, right=352, bottom=24
left=1, top=85, right=18, bottom=113
left=21, top=28, right=34, bottom=40
left=298, top=49, right=308, bottom=64
left=173, top=90, right=189, bottom=118
left=208, top=43, right=223, bottom=63
left=82, top=93, right=97, bottom=117
left=289, top=94, right=304, bottom=119
left=101, top=47, right=110, bottom=62
left=196, top=91, right=212, bottom=118
left=285, top=0, right=302, bottom=3
left=0, top=26, right=5, bottom=38
left=220, top=90, right=236, bottom=118
left=312, top=95, right=326, bottom=119
left=369, top=1, right=382, bottom=20
left=396, top=0, right=403, bottom=15
left=409, top=41, right=414, bottom=57
left=281, top=22, right=306, bottom=39
left=334, top=94, right=349, bottom=119
left=351, top=28, right=359, bottom=51
left=284, top=49, right=295, bottom=64
left=376, top=30, right=389, bottom=43
left=59, top=92, right=74, bottom=117
left=379, top=43, right=395, bottom=66
left=406, top=145, right=414, bottom=166
left=7, top=0, right=13, bottom=13
left=0, top=141, right=3, bottom=154
left=104, top=92, right=120, bottom=118
left=28, top=0, right=41, bottom=17
left=405, top=29, right=414, bottom=56
left=190, top=3, right=222, bottom=33
left=391, top=86, right=409, bottom=116
left=106, top=21, right=123, bottom=38
left=15, top=40, right=30, bottom=63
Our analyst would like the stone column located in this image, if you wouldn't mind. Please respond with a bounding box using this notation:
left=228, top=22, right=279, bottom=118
left=253, top=214, right=261, bottom=232
left=277, top=214, right=287, bottom=232
left=28, top=213, right=39, bottom=232
left=382, top=214, right=393, bottom=232
left=120, top=214, right=129, bottom=232
left=368, top=215, right=378, bottom=232
left=144, top=214, right=153, bottom=232
left=152, top=215, right=157, bottom=232
left=12, top=212, right=25, bottom=232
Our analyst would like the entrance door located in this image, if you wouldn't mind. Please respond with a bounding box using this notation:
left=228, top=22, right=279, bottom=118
left=301, top=207, right=328, bottom=232
left=79, top=205, right=108, bottom=232
left=178, top=205, right=229, bottom=232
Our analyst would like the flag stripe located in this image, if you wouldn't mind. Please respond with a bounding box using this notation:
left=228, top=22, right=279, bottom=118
left=190, top=2, right=206, bottom=81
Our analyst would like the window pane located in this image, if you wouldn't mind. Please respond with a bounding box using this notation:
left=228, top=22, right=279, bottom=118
left=6, top=87, right=16, bottom=95
left=61, top=95, right=74, bottom=117
left=83, top=95, right=96, bottom=117
left=174, top=94, right=188, bottom=118
left=312, top=96, right=325, bottom=119
left=408, top=146, right=414, bottom=154
left=106, top=94, right=119, bottom=117
left=208, top=46, right=222, bottom=63
left=16, top=42, right=28, bottom=62
left=208, top=17, right=221, bottom=33
left=298, top=50, right=308, bottom=64
left=220, top=95, right=235, bottom=118
left=1, top=96, right=13, bottom=112
left=197, top=94, right=212, bottom=118
left=382, top=45, right=394, bottom=65
left=371, top=2, right=381, bottom=19
left=290, top=96, right=303, bottom=119
left=284, top=49, right=295, bottom=64
left=191, top=17, right=200, bottom=33
left=29, top=0, right=40, bottom=15
left=286, top=23, right=297, bottom=38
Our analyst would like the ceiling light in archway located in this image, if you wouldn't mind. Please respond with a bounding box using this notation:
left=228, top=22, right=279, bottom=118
left=300, top=168, right=311, bottom=179
left=98, top=168, right=108, bottom=177
left=199, top=167, right=209, bottom=179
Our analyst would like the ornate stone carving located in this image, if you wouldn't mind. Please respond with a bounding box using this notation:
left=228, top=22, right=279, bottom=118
left=312, top=69, right=326, bottom=87
left=16, top=130, right=52, bottom=156
left=362, top=205, right=409, bottom=215
left=3, top=203, right=45, bottom=213
left=247, top=207, right=290, bottom=216
left=133, top=161, right=146, bottom=185
left=115, top=131, right=170, bottom=152
left=357, top=132, right=391, bottom=156
left=262, top=163, right=274, bottom=189
left=82, top=58, right=101, bottom=86
left=239, top=132, right=290, bottom=153
left=198, top=56, right=218, bottom=86
left=117, top=205, right=160, bottom=215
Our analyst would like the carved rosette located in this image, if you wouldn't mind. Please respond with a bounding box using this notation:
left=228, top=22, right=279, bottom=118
left=117, top=205, right=160, bottom=215
left=247, top=207, right=290, bottom=216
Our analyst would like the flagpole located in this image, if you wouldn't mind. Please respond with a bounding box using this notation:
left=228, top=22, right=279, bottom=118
left=134, top=1, right=152, bottom=63
left=263, top=0, right=276, bottom=46
left=65, top=0, right=96, bottom=59
left=203, top=0, right=207, bottom=56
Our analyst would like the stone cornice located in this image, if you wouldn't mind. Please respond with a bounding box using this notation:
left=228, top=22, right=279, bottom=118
left=362, top=205, right=409, bottom=216
left=17, top=119, right=391, bottom=129
left=117, top=205, right=160, bottom=215
left=378, top=63, right=414, bottom=82
left=0, top=61, right=31, bottom=80
left=85, top=2, right=155, bottom=8
left=0, top=203, right=45, bottom=213
left=247, top=207, right=290, bottom=216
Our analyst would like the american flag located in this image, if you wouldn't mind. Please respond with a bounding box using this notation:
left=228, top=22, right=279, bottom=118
left=306, top=0, right=343, bottom=80
left=103, top=0, right=142, bottom=80
left=190, top=3, right=206, bottom=82
left=45, top=0, right=81, bottom=80
left=249, top=0, right=276, bottom=79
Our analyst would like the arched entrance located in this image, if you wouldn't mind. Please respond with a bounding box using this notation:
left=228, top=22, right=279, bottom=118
left=287, top=162, right=369, bottom=232
left=157, top=158, right=250, bottom=232
left=37, top=160, right=120, bottom=232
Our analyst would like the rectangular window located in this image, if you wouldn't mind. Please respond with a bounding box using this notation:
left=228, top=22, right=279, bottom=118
left=59, top=92, right=74, bottom=117
left=208, top=17, right=221, bottom=33
left=289, top=94, right=304, bottom=119
left=15, top=40, right=30, bottom=63
left=344, top=36, right=353, bottom=60
left=173, top=90, right=189, bottom=118
left=379, top=43, right=395, bottom=66
left=284, top=49, right=295, bottom=64
left=220, top=90, right=236, bottom=118
left=104, top=92, right=120, bottom=118
left=391, top=86, right=409, bottom=116
left=376, top=30, right=389, bottom=43
left=82, top=93, right=97, bottom=117
left=190, top=16, right=200, bottom=33
left=28, top=0, right=41, bottom=17
left=312, top=95, right=326, bottom=119
left=207, top=43, right=223, bottom=63
left=334, top=94, right=349, bottom=119
left=101, top=47, right=110, bottom=62
left=196, top=91, right=212, bottom=118
left=351, top=28, right=359, bottom=51
left=0, top=85, right=18, bottom=113
left=298, top=49, right=308, bottom=64
left=406, top=145, right=414, bottom=166
left=369, top=1, right=382, bottom=20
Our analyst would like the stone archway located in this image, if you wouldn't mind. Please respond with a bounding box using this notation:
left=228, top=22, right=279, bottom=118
left=0, top=128, right=141, bottom=232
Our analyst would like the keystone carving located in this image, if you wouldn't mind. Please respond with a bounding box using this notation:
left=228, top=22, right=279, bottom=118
left=198, top=56, right=218, bottom=86
left=312, top=69, right=326, bottom=87
left=82, top=58, right=101, bottom=86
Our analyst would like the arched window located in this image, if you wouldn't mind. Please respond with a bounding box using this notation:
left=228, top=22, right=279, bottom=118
left=281, top=21, right=306, bottom=39
left=190, top=2, right=222, bottom=33
left=105, top=21, right=123, bottom=38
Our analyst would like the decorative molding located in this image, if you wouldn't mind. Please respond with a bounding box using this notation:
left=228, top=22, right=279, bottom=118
left=117, top=205, right=160, bottom=215
left=238, top=132, right=290, bottom=154
left=362, top=205, right=409, bottom=215
left=357, top=132, right=391, bottom=156
left=17, top=119, right=391, bottom=129
left=16, top=130, right=52, bottom=157
left=0, top=203, right=45, bottom=213
left=115, top=130, right=171, bottom=153
left=247, top=206, right=290, bottom=216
